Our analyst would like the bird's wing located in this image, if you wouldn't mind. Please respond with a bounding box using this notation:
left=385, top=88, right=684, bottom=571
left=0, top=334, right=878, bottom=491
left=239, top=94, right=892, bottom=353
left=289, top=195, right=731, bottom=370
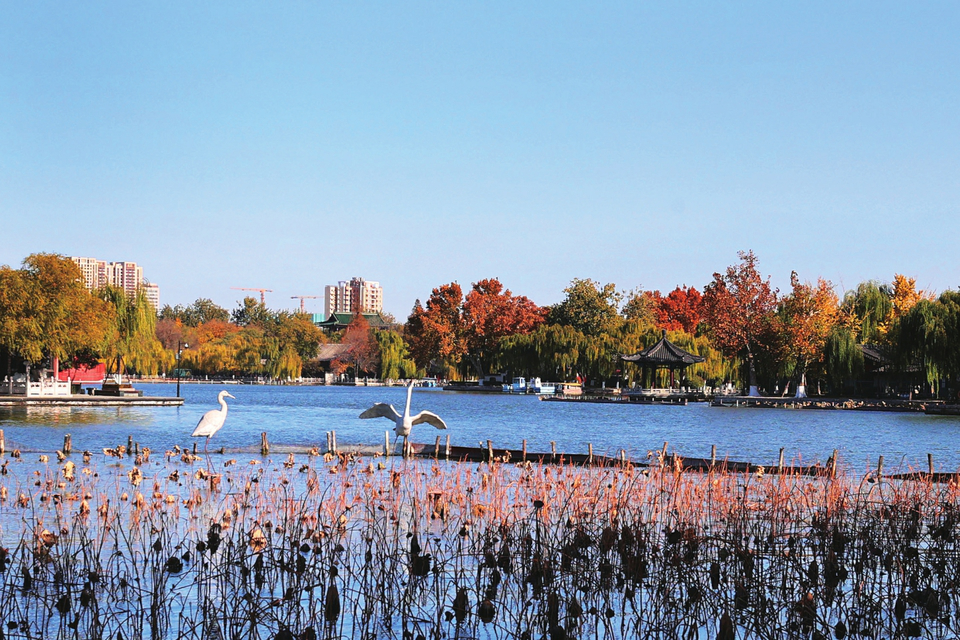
left=359, top=403, right=401, bottom=422
left=192, top=410, right=225, bottom=437
left=411, top=411, right=447, bottom=430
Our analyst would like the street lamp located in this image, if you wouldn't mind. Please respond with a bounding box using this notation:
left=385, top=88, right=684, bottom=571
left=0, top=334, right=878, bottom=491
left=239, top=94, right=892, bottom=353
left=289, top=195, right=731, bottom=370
left=176, top=341, right=189, bottom=398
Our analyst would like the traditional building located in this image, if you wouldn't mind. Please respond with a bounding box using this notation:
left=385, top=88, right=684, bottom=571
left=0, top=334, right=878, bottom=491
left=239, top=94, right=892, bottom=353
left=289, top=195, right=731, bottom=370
left=620, top=331, right=705, bottom=389
left=315, top=312, right=391, bottom=332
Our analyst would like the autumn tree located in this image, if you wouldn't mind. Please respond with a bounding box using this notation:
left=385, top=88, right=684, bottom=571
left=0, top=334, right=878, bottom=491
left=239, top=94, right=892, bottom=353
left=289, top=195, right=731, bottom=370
left=0, top=254, right=111, bottom=373
left=701, top=251, right=778, bottom=396
left=778, top=273, right=838, bottom=397
left=341, top=313, right=380, bottom=378
left=621, top=289, right=658, bottom=326
left=160, top=298, right=230, bottom=326
left=841, top=281, right=893, bottom=344
left=405, top=283, right=465, bottom=373
left=406, top=279, right=544, bottom=378
left=461, top=278, right=546, bottom=377
left=649, top=286, right=703, bottom=334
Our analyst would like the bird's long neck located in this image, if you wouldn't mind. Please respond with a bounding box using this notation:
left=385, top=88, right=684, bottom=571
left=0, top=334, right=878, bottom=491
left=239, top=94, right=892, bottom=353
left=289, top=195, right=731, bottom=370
left=403, top=384, right=413, bottom=418
left=219, top=395, right=229, bottom=414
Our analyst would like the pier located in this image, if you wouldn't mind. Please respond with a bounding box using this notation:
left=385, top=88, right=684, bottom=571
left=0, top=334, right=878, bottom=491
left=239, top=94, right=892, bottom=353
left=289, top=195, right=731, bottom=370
left=0, top=394, right=184, bottom=407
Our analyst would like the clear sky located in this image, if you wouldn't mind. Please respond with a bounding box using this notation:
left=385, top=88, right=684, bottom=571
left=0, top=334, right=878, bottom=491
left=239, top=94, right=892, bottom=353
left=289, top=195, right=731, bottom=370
left=2, top=2, right=958, bottom=317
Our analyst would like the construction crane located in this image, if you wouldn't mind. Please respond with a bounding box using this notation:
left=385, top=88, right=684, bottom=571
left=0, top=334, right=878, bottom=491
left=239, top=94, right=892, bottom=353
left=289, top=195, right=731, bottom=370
left=231, top=287, right=273, bottom=305
left=291, top=295, right=318, bottom=313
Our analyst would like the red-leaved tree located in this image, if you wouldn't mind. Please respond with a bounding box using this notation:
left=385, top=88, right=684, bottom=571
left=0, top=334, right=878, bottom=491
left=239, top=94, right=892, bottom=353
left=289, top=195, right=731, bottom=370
left=702, top=251, right=778, bottom=396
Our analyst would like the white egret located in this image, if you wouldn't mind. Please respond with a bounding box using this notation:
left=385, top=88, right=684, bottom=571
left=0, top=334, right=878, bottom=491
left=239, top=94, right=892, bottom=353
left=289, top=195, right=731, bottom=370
left=192, top=390, right=235, bottom=453
left=360, top=383, right=446, bottom=454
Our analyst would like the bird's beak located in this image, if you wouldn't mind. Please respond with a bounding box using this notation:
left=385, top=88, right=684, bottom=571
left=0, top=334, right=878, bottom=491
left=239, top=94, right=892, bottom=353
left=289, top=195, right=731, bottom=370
left=225, top=393, right=236, bottom=399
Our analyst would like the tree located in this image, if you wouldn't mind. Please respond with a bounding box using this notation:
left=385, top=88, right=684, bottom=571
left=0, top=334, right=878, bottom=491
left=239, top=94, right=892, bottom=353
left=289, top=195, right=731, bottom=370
left=548, top=279, right=623, bottom=336
left=342, top=314, right=380, bottom=377
left=377, top=330, right=420, bottom=380
left=0, top=254, right=111, bottom=368
left=701, top=251, right=778, bottom=396
left=654, top=286, right=703, bottom=334
left=232, top=297, right=274, bottom=327
left=841, top=281, right=893, bottom=344
left=778, top=273, right=838, bottom=397
left=461, top=278, right=546, bottom=377
left=405, top=283, right=465, bottom=373
left=406, top=279, right=545, bottom=378
left=621, top=289, right=658, bottom=326
left=99, top=286, right=166, bottom=376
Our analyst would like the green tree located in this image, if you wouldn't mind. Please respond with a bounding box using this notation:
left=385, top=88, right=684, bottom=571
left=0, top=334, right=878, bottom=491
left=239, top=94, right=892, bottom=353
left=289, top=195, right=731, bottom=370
left=377, top=330, right=420, bottom=380
left=548, top=278, right=623, bottom=336
left=99, top=285, right=166, bottom=376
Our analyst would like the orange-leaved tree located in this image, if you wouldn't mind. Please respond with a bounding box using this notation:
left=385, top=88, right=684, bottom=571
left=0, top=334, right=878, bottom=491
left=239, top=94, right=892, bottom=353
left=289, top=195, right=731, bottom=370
left=701, top=251, right=778, bottom=396
left=654, top=286, right=703, bottom=334
left=406, top=279, right=545, bottom=378
left=779, top=272, right=838, bottom=396
left=342, top=313, right=380, bottom=377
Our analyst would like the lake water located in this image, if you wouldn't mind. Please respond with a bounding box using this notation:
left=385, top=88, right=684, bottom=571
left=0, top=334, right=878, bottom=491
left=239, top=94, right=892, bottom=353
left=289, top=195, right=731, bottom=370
left=1, top=383, right=958, bottom=472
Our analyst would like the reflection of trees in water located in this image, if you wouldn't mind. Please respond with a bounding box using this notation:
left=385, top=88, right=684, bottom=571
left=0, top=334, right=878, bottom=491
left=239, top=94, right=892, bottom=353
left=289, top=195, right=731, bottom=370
left=0, top=406, right=154, bottom=426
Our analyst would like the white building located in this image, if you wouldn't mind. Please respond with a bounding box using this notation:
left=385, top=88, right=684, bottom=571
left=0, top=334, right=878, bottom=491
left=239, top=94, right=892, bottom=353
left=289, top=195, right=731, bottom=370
left=324, top=277, right=383, bottom=316
left=71, top=256, right=158, bottom=307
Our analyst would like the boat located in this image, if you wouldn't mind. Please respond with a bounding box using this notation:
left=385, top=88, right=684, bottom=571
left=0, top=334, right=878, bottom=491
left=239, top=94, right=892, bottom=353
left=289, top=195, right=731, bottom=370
left=527, top=378, right=556, bottom=394
left=503, top=377, right=527, bottom=393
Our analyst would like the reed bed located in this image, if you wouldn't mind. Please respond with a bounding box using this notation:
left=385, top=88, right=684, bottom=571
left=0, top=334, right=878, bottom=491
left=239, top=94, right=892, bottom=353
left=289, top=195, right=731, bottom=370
left=0, top=449, right=956, bottom=639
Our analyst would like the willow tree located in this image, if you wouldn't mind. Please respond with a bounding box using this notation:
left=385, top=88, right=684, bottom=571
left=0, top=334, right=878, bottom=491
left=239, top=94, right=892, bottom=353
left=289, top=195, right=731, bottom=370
left=842, top=281, right=893, bottom=344
left=823, top=323, right=863, bottom=394
left=377, top=330, right=420, bottom=380
left=99, top=286, right=164, bottom=376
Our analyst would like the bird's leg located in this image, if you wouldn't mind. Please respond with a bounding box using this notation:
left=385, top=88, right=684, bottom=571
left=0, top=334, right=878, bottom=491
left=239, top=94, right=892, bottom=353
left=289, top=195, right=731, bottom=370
left=204, top=437, right=213, bottom=473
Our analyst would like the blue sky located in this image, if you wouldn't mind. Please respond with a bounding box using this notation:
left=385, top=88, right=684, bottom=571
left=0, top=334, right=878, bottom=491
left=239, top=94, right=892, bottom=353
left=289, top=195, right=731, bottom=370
left=2, top=2, right=958, bottom=317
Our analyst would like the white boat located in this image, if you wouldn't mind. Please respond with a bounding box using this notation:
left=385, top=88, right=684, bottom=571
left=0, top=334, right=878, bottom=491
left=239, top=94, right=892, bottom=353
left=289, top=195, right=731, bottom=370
left=504, top=377, right=526, bottom=393
left=527, top=378, right=556, bottom=394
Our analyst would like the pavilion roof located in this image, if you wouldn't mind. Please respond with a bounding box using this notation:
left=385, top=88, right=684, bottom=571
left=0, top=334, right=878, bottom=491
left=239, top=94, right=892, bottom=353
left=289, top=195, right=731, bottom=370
left=621, top=331, right=705, bottom=367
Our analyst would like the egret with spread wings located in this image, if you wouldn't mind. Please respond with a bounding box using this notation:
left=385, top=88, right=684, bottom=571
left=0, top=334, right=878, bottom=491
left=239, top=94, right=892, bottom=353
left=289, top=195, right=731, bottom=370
left=360, top=383, right=446, bottom=454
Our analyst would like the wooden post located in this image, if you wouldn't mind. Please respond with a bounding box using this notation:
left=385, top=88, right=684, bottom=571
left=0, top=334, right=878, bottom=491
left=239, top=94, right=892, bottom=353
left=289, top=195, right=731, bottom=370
left=830, top=449, right=838, bottom=479
left=192, top=442, right=197, bottom=455
left=550, top=441, right=556, bottom=463
left=588, top=443, right=593, bottom=465
left=620, top=449, right=627, bottom=465
left=260, top=432, right=269, bottom=456
left=445, top=434, right=450, bottom=461
left=128, top=435, right=134, bottom=455
left=710, top=445, right=716, bottom=470
left=928, top=453, right=934, bottom=477
left=661, top=442, right=669, bottom=468
left=0, top=429, right=4, bottom=455
left=522, top=439, right=527, bottom=463
left=778, top=447, right=785, bottom=474
left=434, top=436, right=441, bottom=459
left=385, top=431, right=391, bottom=457
left=877, top=455, right=884, bottom=479
left=63, top=434, right=72, bottom=455
left=486, top=440, right=494, bottom=463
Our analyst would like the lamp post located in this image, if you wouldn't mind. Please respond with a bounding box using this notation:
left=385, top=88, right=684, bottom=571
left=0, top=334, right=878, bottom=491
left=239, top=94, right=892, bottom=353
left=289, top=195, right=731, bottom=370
left=176, top=341, right=189, bottom=398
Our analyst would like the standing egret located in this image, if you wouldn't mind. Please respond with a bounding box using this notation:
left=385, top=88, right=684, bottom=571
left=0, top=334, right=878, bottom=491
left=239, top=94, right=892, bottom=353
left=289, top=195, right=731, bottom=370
left=360, top=383, right=446, bottom=454
left=192, top=390, right=235, bottom=453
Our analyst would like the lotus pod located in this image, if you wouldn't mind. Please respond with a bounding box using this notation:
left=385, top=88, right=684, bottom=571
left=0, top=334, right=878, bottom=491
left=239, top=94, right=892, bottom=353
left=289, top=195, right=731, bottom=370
left=453, top=587, right=470, bottom=625
left=324, top=583, right=340, bottom=623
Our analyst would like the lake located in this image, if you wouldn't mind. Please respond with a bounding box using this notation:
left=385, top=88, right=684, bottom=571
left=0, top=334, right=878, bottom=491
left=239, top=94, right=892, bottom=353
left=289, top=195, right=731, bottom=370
left=1, top=383, right=958, bottom=473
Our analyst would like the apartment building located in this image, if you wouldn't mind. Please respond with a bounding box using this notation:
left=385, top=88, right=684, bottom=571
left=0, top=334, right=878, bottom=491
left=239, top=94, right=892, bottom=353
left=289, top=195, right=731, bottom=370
left=71, top=257, right=159, bottom=308
left=324, top=277, right=383, bottom=316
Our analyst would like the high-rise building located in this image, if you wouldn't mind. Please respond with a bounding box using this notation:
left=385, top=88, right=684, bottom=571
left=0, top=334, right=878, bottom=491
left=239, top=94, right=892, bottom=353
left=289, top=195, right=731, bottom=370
left=71, top=257, right=159, bottom=308
left=324, top=277, right=382, bottom=316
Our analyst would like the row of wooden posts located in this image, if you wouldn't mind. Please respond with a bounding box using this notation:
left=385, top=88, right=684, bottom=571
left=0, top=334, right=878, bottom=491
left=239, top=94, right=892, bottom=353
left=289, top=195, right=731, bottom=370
left=0, top=428, right=942, bottom=478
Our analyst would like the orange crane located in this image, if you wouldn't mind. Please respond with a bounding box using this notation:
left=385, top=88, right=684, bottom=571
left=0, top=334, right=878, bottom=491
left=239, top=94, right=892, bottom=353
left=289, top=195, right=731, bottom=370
left=291, top=295, right=318, bottom=313
left=231, top=287, right=273, bottom=305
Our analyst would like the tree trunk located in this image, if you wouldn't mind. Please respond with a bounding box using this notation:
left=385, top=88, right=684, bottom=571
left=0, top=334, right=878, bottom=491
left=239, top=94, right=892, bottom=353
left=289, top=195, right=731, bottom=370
left=747, top=352, right=760, bottom=397
left=795, top=371, right=807, bottom=398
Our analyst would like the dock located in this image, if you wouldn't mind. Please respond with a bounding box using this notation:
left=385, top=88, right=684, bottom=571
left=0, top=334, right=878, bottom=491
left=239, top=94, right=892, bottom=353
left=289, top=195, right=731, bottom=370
left=0, top=395, right=184, bottom=407
left=712, top=396, right=939, bottom=412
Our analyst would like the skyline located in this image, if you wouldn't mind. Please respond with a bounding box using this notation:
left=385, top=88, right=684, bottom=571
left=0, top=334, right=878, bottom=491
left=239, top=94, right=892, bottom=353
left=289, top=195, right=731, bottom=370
left=2, top=3, right=958, bottom=317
